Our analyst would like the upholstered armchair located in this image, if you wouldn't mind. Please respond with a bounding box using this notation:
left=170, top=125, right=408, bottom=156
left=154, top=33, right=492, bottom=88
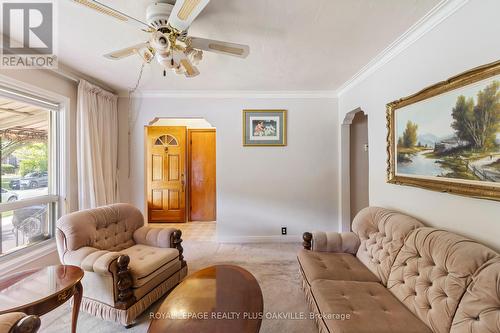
left=0, top=313, right=40, bottom=333
left=56, top=203, right=187, bottom=326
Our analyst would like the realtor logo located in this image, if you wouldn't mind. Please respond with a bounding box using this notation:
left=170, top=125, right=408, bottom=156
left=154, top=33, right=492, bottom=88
left=1, top=1, right=57, bottom=68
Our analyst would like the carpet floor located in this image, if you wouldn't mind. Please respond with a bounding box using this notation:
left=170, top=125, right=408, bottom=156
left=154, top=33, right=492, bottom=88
left=39, top=241, right=317, bottom=333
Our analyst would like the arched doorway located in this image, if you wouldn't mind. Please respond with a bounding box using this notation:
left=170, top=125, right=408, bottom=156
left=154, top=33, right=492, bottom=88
left=340, top=108, right=369, bottom=231
left=145, top=118, right=217, bottom=224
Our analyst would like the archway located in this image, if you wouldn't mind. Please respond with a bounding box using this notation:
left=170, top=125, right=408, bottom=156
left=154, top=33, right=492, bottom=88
left=339, top=108, right=369, bottom=232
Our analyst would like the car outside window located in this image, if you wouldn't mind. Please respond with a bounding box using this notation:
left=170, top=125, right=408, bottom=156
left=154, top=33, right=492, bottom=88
left=0, top=91, right=59, bottom=258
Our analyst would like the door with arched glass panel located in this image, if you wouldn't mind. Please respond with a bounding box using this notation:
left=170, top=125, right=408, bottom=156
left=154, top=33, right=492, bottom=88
left=146, top=126, right=186, bottom=222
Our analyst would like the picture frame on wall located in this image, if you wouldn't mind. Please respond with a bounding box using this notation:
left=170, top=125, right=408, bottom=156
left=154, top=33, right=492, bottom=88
left=387, top=60, right=500, bottom=201
left=243, top=110, right=287, bottom=146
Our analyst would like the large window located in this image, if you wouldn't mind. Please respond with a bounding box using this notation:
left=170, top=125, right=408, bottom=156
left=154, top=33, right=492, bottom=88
left=0, top=88, right=60, bottom=257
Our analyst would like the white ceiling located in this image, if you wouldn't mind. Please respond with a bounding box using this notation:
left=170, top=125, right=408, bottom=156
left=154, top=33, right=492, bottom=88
left=57, top=0, right=440, bottom=92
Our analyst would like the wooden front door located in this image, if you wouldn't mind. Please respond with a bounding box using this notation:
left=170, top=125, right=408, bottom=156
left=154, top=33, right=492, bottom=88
left=146, top=126, right=187, bottom=223
left=188, top=129, right=217, bottom=221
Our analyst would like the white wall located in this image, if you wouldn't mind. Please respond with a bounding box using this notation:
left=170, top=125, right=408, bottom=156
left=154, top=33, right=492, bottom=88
left=118, top=96, right=339, bottom=241
left=338, top=0, right=500, bottom=250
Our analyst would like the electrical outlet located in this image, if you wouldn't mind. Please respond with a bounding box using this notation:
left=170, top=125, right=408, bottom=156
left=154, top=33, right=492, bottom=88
left=281, top=227, right=287, bottom=235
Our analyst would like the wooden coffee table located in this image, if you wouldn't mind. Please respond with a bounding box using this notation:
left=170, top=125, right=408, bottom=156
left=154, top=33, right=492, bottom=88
left=0, top=265, right=84, bottom=333
left=149, top=265, right=263, bottom=333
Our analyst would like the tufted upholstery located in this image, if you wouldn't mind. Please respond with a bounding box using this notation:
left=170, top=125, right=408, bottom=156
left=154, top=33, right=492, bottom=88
left=300, top=206, right=500, bottom=333
left=352, top=207, right=424, bottom=285
left=387, top=228, right=498, bottom=333
left=121, top=244, right=179, bottom=287
left=451, top=257, right=500, bottom=333
left=57, top=203, right=144, bottom=254
left=298, top=249, right=380, bottom=285
left=56, top=203, right=187, bottom=326
left=310, top=280, right=433, bottom=333
left=133, top=227, right=177, bottom=248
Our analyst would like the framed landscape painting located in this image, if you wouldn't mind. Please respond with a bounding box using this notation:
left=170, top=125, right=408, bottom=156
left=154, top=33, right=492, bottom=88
left=243, top=110, right=287, bottom=146
left=387, top=60, right=500, bottom=201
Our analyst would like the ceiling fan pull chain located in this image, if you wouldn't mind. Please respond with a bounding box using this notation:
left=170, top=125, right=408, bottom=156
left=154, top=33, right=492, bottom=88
left=163, top=70, right=167, bottom=77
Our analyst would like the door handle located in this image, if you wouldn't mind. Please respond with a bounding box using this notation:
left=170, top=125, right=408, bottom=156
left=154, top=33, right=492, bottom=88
left=181, top=174, right=185, bottom=192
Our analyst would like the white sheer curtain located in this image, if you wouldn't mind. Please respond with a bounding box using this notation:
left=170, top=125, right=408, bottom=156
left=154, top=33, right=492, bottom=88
left=77, top=80, right=120, bottom=209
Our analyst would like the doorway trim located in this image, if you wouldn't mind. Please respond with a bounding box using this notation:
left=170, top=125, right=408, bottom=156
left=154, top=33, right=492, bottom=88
left=340, top=107, right=367, bottom=232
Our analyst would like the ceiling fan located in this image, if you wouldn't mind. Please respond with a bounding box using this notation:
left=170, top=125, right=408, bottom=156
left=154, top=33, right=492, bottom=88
left=70, top=0, right=250, bottom=78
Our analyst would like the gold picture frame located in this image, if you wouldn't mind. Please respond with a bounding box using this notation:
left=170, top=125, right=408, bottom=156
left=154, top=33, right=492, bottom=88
left=387, top=60, right=500, bottom=201
left=243, top=110, right=287, bottom=146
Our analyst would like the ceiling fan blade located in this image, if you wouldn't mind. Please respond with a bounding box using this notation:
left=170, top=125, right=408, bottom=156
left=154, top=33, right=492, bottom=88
left=167, top=0, right=210, bottom=32
left=70, top=0, right=153, bottom=31
left=189, top=37, right=249, bottom=58
left=104, top=43, right=149, bottom=60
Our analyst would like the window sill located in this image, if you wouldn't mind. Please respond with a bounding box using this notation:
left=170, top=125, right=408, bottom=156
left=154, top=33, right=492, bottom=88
left=0, top=239, right=58, bottom=277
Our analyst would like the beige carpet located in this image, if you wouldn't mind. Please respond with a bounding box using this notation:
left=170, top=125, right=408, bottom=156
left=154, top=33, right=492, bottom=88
left=39, top=241, right=317, bottom=333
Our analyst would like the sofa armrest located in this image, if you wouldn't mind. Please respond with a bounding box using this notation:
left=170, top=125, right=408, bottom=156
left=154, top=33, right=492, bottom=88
left=133, top=227, right=186, bottom=267
left=61, top=246, right=121, bottom=274
left=0, top=313, right=41, bottom=333
left=63, top=246, right=135, bottom=310
left=302, top=231, right=360, bottom=254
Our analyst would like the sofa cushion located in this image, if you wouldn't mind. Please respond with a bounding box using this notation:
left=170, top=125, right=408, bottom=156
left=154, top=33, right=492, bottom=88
left=352, top=207, right=424, bottom=286
left=387, top=228, right=498, bottom=333
left=132, top=259, right=182, bottom=300
left=310, top=280, right=432, bottom=333
left=121, top=244, right=179, bottom=288
left=298, top=249, right=380, bottom=285
left=451, top=257, right=500, bottom=333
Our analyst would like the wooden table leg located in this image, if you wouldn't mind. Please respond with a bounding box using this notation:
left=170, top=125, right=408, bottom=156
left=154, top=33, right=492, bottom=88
left=71, top=282, right=83, bottom=333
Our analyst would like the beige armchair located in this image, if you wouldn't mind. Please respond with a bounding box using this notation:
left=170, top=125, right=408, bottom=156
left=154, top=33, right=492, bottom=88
left=56, top=203, right=187, bottom=326
left=0, top=313, right=40, bottom=333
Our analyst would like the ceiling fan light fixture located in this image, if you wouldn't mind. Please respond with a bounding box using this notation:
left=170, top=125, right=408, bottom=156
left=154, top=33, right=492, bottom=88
left=187, top=49, right=203, bottom=65
left=156, top=52, right=174, bottom=69
left=151, top=32, right=171, bottom=51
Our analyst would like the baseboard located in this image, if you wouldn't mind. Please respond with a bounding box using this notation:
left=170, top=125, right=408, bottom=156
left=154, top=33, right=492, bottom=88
left=217, top=235, right=302, bottom=243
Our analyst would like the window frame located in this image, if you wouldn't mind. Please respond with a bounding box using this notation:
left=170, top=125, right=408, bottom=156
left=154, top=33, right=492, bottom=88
left=0, top=82, right=66, bottom=261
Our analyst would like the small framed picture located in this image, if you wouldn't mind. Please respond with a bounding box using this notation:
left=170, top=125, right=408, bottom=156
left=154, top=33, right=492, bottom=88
left=243, top=110, right=287, bottom=146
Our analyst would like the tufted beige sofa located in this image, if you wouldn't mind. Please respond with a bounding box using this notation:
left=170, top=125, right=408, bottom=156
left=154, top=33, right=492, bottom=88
left=56, top=203, right=187, bottom=326
left=299, top=207, right=500, bottom=333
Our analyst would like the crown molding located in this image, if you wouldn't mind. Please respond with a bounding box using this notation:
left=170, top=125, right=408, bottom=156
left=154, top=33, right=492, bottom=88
left=118, top=90, right=339, bottom=99
left=336, top=0, right=469, bottom=97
